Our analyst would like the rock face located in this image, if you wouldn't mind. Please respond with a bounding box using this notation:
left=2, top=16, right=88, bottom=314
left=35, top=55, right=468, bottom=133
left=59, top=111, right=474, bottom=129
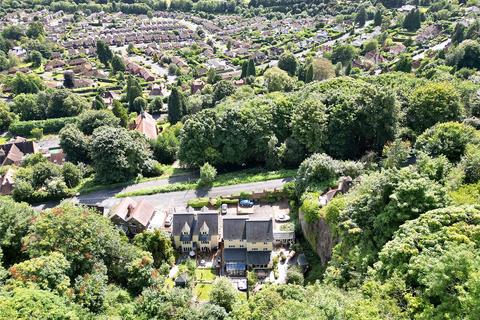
left=299, top=209, right=336, bottom=266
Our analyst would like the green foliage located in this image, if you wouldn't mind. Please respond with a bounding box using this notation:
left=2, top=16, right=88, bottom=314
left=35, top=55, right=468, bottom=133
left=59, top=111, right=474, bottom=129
left=126, top=75, right=143, bottom=112
left=126, top=252, right=156, bottom=295
left=403, top=9, right=421, bottom=31
left=264, top=67, right=294, bottom=92
left=90, top=126, right=153, bottom=183
left=62, top=162, right=82, bottom=188
left=295, top=153, right=363, bottom=195
left=9, top=116, right=78, bottom=136
left=73, top=262, right=108, bottom=313
left=96, top=40, right=113, bottom=66
left=23, top=202, right=143, bottom=281
left=331, top=45, right=357, bottom=65
left=8, top=252, right=70, bottom=294
left=151, top=123, right=181, bottom=164
left=213, top=80, right=235, bottom=103
left=0, top=287, right=86, bottom=319
left=111, top=55, right=125, bottom=73
left=406, top=82, right=464, bottom=133
left=382, top=139, right=411, bottom=169
left=325, top=168, right=450, bottom=287
left=372, top=206, right=480, bottom=319
left=461, top=144, right=480, bottom=183
left=209, top=277, right=237, bottom=312
left=291, top=95, right=327, bottom=153
left=168, top=86, right=186, bottom=124
left=415, top=122, right=478, bottom=162
left=300, top=192, right=320, bottom=223
left=0, top=102, right=15, bottom=131
left=8, top=72, right=44, bottom=95
left=111, top=100, right=129, bottom=128
left=286, top=267, right=304, bottom=285
left=77, top=109, right=120, bottom=135
left=199, top=162, right=217, bottom=186
left=59, top=123, right=90, bottom=163
left=133, top=230, right=175, bottom=267
left=278, top=51, right=297, bottom=76
left=0, top=199, right=37, bottom=266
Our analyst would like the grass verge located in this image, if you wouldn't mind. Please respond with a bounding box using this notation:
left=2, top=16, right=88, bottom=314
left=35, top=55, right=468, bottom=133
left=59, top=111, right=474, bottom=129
left=116, top=168, right=296, bottom=198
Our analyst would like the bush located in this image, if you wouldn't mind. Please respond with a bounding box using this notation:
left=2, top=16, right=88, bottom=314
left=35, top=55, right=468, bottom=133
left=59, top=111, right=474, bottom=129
left=187, top=197, right=210, bottom=208
left=198, top=162, right=217, bottom=187
left=30, top=127, right=43, bottom=140
left=9, top=117, right=78, bottom=136
left=142, top=160, right=164, bottom=178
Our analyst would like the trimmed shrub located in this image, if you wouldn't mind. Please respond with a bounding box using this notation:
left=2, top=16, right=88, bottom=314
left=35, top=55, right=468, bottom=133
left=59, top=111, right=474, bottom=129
left=9, top=117, right=78, bottom=136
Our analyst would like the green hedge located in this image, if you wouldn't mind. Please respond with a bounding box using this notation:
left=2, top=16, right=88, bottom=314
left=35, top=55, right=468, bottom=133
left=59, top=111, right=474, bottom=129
left=9, top=117, right=78, bottom=136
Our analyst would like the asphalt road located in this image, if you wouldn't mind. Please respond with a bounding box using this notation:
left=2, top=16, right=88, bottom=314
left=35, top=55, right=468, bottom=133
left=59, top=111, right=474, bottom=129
left=75, top=177, right=293, bottom=212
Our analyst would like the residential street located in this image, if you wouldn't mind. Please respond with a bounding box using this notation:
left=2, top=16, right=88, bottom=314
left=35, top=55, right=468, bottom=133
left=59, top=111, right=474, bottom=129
left=75, top=177, right=293, bottom=212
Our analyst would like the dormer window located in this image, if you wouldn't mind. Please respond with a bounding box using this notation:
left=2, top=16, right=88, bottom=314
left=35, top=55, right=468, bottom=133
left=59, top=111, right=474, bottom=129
left=199, top=221, right=209, bottom=235
left=181, top=222, right=191, bottom=235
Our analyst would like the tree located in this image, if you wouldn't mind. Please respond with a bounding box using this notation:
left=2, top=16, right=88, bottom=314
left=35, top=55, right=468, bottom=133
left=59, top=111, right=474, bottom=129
left=151, top=124, right=181, bottom=164
left=62, top=162, right=82, bottom=188
left=0, top=102, right=15, bottom=131
left=132, top=96, right=147, bottom=113
left=291, top=96, right=328, bottom=153
left=112, top=100, right=129, bottom=128
left=90, top=126, right=153, bottom=183
left=59, top=124, right=91, bottom=163
left=415, top=122, right=478, bottom=162
left=355, top=6, right=367, bottom=27
left=278, top=51, right=297, bottom=76
left=446, top=40, right=480, bottom=70
left=209, top=277, right=237, bottom=312
left=0, top=287, right=85, bottom=319
left=403, top=9, right=421, bottom=31
left=213, top=80, right=235, bottom=103
left=63, top=71, right=75, bottom=88
left=28, top=50, right=42, bottom=68
left=373, top=206, right=480, bottom=319
left=207, top=68, right=219, bottom=84
left=11, top=93, right=43, bottom=121
left=133, top=230, right=175, bottom=267
left=264, top=67, right=294, bottom=92
left=406, top=82, right=464, bottom=133
left=9, top=72, right=44, bottom=95
left=0, top=51, right=9, bottom=72
left=394, top=54, right=412, bottom=72
left=73, top=262, right=108, bottom=313
left=26, top=21, right=44, bottom=38
left=8, top=252, right=71, bottom=294
left=382, top=139, right=411, bottom=169
left=325, top=168, right=449, bottom=287
left=311, top=58, right=335, bottom=81
left=0, top=199, right=37, bottom=265
left=452, top=23, right=465, bottom=45
left=126, top=252, right=156, bottom=295
left=286, top=267, right=304, bottom=285
left=246, top=58, right=256, bottom=77
left=198, top=162, right=217, bottom=186
left=92, top=95, right=106, bottom=110
left=374, top=10, right=383, bottom=26
left=47, top=90, right=88, bottom=118
left=331, top=45, right=357, bottom=65
left=96, top=40, right=113, bottom=66
left=31, top=161, right=62, bottom=189
left=168, top=87, right=185, bottom=124
left=23, top=202, right=143, bottom=280
left=461, top=144, right=480, bottom=183
left=305, top=63, right=314, bottom=83
left=126, top=75, right=143, bottom=112
left=111, top=55, right=125, bottom=74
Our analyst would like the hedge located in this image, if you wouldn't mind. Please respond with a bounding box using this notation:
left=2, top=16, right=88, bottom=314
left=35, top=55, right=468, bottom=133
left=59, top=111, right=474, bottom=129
left=9, top=117, right=78, bottom=136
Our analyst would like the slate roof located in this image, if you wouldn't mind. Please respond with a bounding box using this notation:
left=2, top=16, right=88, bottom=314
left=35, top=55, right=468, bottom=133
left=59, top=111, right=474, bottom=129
left=172, top=213, right=195, bottom=241
left=246, top=219, right=273, bottom=242
left=247, top=251, right=271, bottom=266
left=194, top=212, right=218, bottom=240
left=223, top=217, right=247, bottom=240
left=224, top=248, right=246, bottom=263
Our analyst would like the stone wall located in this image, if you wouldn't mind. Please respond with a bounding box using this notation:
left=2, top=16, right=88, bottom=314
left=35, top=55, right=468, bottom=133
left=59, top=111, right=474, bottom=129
left=299, top=209, right=336, bottom=266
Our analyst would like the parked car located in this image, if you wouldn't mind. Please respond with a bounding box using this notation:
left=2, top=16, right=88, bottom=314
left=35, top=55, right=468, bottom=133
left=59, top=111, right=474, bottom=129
left=164, top=215, right=173, bottom=227
left=239, top=199, right=254, bottom=207
left=275, top=214, right=290, bottom=222
left=221, top=203, right=228, bottom=215
left=237, top=279, right=247, bottom=291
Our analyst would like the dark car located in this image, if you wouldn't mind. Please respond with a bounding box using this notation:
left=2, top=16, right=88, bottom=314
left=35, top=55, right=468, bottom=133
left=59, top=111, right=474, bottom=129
left=239, top=199, right=254, bottom=207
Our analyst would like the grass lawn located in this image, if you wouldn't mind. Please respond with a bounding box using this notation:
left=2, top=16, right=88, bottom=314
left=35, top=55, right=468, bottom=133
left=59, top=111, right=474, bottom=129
left=194, top=283, right=214, bottom=301
left=195, top=268, right=216, bottom=282
left=116, top=168, right=296, bottom=198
